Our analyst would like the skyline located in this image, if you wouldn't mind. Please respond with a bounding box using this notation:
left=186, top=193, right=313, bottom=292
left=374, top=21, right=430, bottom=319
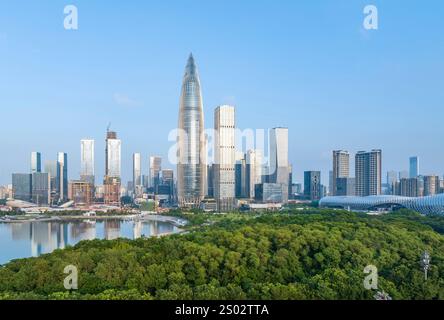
left=1, top=1, right=444, bottom=185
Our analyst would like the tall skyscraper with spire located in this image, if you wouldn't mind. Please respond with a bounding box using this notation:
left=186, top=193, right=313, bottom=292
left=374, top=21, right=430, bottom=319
left=177, top=54, right=206, bottom=207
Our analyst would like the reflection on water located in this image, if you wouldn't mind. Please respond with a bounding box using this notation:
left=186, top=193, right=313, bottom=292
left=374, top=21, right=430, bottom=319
left=0, top=219, right=180, bottom=264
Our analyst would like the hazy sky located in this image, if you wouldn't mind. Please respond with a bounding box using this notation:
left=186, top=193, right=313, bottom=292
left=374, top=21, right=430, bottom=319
left=0, top=0, right=443, bottom=186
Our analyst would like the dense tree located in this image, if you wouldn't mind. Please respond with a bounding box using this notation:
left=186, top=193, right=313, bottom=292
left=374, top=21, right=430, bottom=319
left=0, top=209, right=443, bottom=300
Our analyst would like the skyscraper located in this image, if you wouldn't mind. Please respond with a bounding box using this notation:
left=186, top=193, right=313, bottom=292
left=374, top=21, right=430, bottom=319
left=424, top=175, right=439, bottom=196
left=207, top=164, right=214, bottom=198
left=177, top=54, right=206, bottom=207
left=246, top=149, right=263, bottom=199
left=105, top=131, right=121, bottom=178
left=336, top=177, right=356, bottom=196
left=213, top=105, right=236, bottom=211
left=44, top=160, right=59, bottom=204
left=399, top=178, right=421, bottom=197
left=355, top=150, right=382, bottom=196
left=80, top=139, right=95, bottom=184
left=104, top=129, right=121, bottom=206
left=32, top=172, right=50, bottom=206
left=161, top=169, right=174, bottom=201
left=12, top=173, right=32, bottom=202
left=386, top=170, right=398, bottom=195
left=133, top=153, right=142, bottom=188
left=332, top=150, right=350, bottom=196
left=31, top=152, right=41, bottom=173
left=304, top=171, right=321, bottom=201
left=235, top=152, right=247, bottom=199
left=149, top=156, right=162, bottom=191
left=269, top=127, right=289, bottom=203
left=57, top=152, right=68, bottom=201
left=410, top=156, right=419, bottom=178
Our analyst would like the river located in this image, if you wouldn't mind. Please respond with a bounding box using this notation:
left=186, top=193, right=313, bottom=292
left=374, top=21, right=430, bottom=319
left=0, top=216, right=183, bottom=265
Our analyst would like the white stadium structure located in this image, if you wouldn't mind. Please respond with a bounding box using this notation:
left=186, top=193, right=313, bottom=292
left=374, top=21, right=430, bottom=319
left=319, top=194, right=444, bottom=216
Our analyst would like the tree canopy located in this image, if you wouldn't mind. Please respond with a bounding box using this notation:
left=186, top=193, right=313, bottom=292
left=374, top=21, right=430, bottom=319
left=0, top=209, right=443, bottom=300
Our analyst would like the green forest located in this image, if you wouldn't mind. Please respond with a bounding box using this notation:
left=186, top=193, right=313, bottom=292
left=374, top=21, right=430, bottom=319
left=0, top=209, right=443, bottom=300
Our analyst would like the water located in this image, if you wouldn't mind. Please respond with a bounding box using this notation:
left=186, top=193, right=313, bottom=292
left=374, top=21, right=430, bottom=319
left=0, top=218, right=181, bottom=265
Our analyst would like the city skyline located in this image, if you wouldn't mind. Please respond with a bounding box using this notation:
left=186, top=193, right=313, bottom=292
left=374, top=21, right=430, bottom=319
left=1, top=1, right=444, bottom=185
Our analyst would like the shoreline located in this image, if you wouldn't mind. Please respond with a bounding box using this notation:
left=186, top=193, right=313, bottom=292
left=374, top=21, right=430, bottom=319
left=0, top=213, right=188, bottom=227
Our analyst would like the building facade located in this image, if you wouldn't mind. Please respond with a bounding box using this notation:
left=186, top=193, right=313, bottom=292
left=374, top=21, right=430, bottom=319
left=57, top=152, right=68, bottom=201
left=31, top=152, right=41, bottom=173
left=332, top=150, right=350, bottom=196
left=255, top=183, right=284, bottom=203
left=409, top=156, right=419, bottom=178
left=355, top=150, right=382, bottom=197
left=133, top=153, right=142, bottom=190
left=12, top=173, right=32, bottom=202
left=80, top=139, right=95, bottom=184
left=32, top=172, right=50, bottom=206
left=336, top=177, right=356, bottom=196
left=423, top=175, right=439, bottom=196
left=235, top=152, right=247, bottom=199
left=246, top=149, right=263, bottom=199
left=177, top=54, right=206, bottom=207
left=104, top=130, right=121, bottom=205
left=304, top=171, right=321, bottom=201
left=213, top=105, right=236, bottom=211
left=268, top=128, right=289, bottom=203
left=68, top=180, right=93, bottom=207
left=149, top=156, right=162, bottom=192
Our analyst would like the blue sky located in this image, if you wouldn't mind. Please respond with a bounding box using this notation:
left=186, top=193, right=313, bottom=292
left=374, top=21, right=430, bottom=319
left=0, top=0, right=443, bottom=185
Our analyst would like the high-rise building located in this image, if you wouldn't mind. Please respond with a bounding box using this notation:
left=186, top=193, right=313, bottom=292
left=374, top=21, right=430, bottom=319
left=149, top=156, right=162, bottom=192
left=386, top=171, right=398, bottom=195
left=255, top=183, right=284, bottom=203
left=80, top=139, right=95, bottom=184
left=235, top=152, right=247, bottom=199
left=355, top=150, right=382, bottom=196
left=328, top=170, right=334, bottom=196
left=44, top=160, right=59, bottom=204
left=288, top=165, right=293, bottom=200
left=304, top=171, right=321, bottom=201
left=162, top=169, right=174, bottom=184
left=68, top=180, right=93, bottom=207
left=424, top=175, right=439, bottom=196
left=213, top=105, right=236, bottom=211
left=57, top=152, right=68, bottom=201
left=409, top=156, right=419, bottom=178
left=246, top=150, right=263, bottom=199
left=133, top=153, right=142, bottom=188
left=31, top=152, right=41, bottom=173
left=12, top=173, right=32, bottom=202
left=105, top=131, right=121, bottom=178
left=32, top=172, right=50, bottom=206
left=293, top=183, right=303, bottom=195
left=269, top=127, right=289, bottom=203
left=177, top=54, right=206, bottom=207
left=336, top=177, right=356, bottom=196
left=160, top=169, right=174, bottom=201
left=332, top=150, right=350, bottom=196
left=399, top=177, right=421, bottom=197
left=104, top=130, right=121, bottom=206
left=207, top=164, right=214, bottom=198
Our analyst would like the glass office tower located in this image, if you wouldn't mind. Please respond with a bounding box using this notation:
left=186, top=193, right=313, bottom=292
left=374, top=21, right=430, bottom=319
left=177, top=54, right=206, bottom=207
left=80, top=139, right=95, bottom=184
